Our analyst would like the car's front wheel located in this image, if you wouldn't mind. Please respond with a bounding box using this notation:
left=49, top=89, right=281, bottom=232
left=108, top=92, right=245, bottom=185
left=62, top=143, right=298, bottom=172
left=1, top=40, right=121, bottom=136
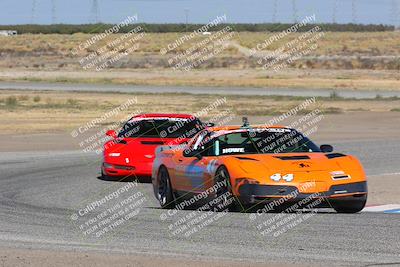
left=214, top=166, right=241, bottom=212
left=332, top=197, right=367, bottom=213
left=157, top=166, right=175, bottom=209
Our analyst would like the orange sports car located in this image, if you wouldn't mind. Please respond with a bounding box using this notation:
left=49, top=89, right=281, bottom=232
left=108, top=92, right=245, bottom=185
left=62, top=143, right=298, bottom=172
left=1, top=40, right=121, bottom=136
left=151, top=120, right=367, bottom=213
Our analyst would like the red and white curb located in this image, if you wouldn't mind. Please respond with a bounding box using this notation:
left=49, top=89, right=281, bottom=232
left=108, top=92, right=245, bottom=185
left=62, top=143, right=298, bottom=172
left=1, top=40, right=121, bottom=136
left=362, top=204, right=400, bottom=214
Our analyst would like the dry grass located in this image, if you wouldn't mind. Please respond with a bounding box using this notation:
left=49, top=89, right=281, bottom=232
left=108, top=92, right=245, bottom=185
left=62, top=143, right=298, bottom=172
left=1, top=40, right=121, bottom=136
left=237, top=32, right=400, bottom=56
left=1, top=68, right=399, bottom=91
left=0, top=32, right=399, bottom=90
left=1, top=90, right=400, bottom=134
left=1, top=32, right=399, bottom=56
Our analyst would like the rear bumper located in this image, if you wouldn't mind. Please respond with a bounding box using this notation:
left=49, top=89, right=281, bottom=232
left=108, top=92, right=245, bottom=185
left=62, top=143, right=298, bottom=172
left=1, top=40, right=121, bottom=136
left=102, top=161, right=152, bottom=177
left=237, top=181, right=367, bottom=207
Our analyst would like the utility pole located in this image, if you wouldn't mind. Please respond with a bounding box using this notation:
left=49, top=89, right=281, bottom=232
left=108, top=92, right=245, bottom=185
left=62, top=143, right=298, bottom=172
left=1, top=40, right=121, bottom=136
left=31, top=0, right=36, bottom=24
left=292, top=0, right=298, bottom=23
left=184, top=9, right=189, bottom=32
left=332, top=0, right=337, bottom=24
left=351, top=0, right=357, bottom=24
left=51, top=0, right=56, bottom=24
left=391, top=0, right=399, bottom=29
left=272, top=0, right=278, bottom=23
left=91, top=0, right=99, bottom=23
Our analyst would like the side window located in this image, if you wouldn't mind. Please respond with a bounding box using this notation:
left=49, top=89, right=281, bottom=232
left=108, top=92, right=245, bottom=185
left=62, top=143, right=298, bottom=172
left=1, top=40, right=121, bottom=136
left=192, top=131, right=207, bottom=150
left=186, top=130, right=208, bottom=152
left=188, top=131, right=216, bottom=157
left=199, top=139, right=216, bottom=157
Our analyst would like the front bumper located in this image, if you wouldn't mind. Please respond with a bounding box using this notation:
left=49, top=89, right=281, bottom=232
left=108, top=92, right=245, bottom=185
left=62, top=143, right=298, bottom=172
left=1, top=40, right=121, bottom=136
left=102, top=161, right=152, bottom=177
left=237, top=181, right=367, bottom=207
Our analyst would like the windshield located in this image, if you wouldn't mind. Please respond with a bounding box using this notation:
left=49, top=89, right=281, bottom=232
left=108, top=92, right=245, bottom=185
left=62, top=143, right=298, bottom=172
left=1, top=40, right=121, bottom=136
left=212, top=129, right=320, bottom=155
left=118, top=118, right=204, bottom=138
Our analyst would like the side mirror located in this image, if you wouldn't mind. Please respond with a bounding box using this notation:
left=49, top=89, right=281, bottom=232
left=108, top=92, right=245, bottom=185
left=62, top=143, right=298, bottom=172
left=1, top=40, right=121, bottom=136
left=106, top=130, right=117, bottom=138
left=183, top=149, right=203, bottom=160
left=320, top=144, right=333, bottom=153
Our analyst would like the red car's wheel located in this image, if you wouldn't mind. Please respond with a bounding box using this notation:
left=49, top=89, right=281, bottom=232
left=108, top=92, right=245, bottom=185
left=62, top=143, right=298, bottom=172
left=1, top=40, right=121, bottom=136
left=101, top=167, right=108, bottom=179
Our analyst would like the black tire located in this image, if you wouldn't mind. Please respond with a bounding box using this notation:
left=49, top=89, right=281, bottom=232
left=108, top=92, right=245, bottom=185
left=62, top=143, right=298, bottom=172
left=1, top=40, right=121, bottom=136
left=100, top=168, right=109, bottom=180
left=157, top=166, right=176, bottom=209
left=332, top=198, right=367, bottom=213
left=214, top=166, right=242, bottom=212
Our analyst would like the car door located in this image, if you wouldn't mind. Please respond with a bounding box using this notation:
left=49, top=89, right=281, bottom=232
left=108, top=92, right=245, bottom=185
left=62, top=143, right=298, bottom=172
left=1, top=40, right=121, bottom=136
left=172, top=131, right=216, bottom=194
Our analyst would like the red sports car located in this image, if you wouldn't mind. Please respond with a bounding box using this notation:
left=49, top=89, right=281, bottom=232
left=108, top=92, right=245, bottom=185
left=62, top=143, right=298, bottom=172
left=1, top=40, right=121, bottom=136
left=102, top=113, right=207, bottom=179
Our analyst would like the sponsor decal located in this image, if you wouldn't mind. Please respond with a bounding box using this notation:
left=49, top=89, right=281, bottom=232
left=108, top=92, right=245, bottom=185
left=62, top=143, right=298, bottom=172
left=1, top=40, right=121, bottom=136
left=222, top=148, right=244, bottom=154
left=298, top=162, right=310, bottom=168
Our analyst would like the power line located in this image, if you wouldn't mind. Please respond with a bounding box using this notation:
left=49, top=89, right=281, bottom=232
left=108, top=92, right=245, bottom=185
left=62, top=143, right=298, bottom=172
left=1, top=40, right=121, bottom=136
left=21, top=0, right=400, bottom=26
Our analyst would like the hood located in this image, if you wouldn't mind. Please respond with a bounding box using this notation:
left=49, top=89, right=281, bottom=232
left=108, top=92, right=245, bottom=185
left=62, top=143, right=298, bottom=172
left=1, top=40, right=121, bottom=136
left=229, top=152, right=364, bottom=193
left=232, top=153, right=349, bottom=173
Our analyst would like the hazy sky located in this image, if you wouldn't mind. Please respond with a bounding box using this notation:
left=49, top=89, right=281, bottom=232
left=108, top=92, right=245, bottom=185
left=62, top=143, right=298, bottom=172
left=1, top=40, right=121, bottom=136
left=0, top=0, right=397, bottom=25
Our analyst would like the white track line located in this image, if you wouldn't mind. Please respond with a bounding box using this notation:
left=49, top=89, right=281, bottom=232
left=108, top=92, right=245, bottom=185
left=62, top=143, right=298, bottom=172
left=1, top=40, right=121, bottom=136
left=363, top=204, right=400, bottom=213
left=369, top=172, right=400, bottom=177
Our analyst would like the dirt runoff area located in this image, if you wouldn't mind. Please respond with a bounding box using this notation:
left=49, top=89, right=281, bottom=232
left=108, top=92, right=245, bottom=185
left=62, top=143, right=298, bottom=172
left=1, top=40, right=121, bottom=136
left=0, top=111, right=399, bottom=151
left=0, top=247, right=302, bottom=267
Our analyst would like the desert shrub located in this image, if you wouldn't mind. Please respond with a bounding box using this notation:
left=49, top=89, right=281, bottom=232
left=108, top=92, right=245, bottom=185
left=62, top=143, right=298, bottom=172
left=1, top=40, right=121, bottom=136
left=17, top=95, right=29, bottom=101
left=5, top=96, right=18, bottom=107
left=33, top=95, right=41, bottom=102
left=66, top=98, right=79, bottom=106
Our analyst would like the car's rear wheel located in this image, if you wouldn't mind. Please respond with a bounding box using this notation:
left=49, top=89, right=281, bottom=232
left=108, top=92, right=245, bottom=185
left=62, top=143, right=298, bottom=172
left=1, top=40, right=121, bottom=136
left=332, top=197, right=367, bottom=213
left=214, top=166, right=241, bottom=212
left=157, top=166, right=175, bottom=209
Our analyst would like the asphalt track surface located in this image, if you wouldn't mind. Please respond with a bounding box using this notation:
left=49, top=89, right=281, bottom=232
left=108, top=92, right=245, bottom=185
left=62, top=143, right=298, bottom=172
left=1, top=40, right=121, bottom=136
left=1, top=81, right=400, bottom=99
left=0, top=140, right=399, bottom=267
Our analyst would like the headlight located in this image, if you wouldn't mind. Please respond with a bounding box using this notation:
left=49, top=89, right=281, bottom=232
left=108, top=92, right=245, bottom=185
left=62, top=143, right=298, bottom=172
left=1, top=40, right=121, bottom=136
left=270, top=173, right=294, bottom=182
left=282, top=174, right=294, bottom=182
left=270, top=173, right=281, bottom=182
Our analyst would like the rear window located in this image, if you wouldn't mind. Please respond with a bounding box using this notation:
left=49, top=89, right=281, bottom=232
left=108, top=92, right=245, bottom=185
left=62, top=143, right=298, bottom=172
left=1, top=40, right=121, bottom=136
left=118, top=118, right=204, bottom=138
